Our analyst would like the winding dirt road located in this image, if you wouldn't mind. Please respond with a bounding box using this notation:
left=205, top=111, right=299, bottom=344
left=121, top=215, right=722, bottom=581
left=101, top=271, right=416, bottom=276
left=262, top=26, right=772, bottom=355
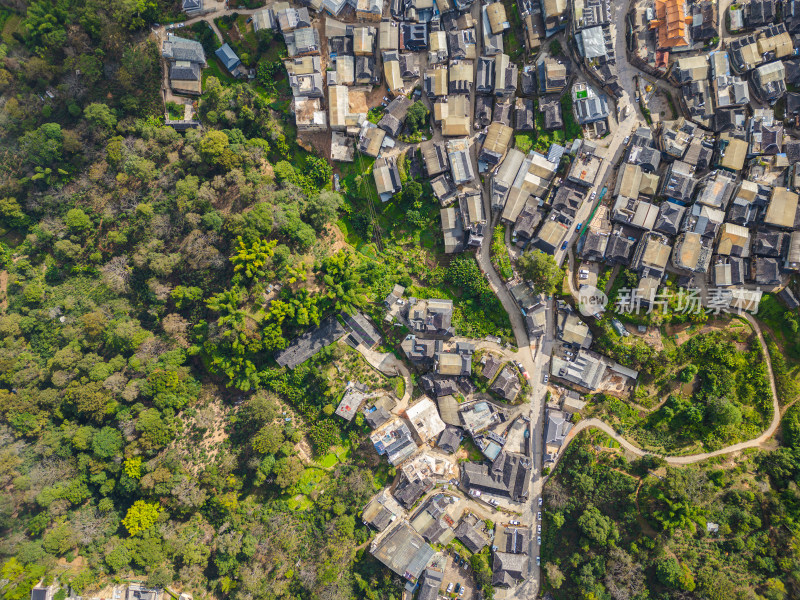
left=560, top=312, right=782, bottom=466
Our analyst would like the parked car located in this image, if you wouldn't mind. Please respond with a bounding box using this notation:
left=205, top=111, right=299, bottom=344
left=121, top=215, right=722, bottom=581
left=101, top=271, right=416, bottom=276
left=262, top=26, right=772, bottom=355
left=543, top=374, right=549, bottom=383
left=536, top=556, right=541, bottom=566
left=538, top=497, right=543, bottom=507
left=590, top=190, right=597, bottom=200
left=537, top=536, right=541, bottom=545
left=469, top=489, right=482, bottom=497
left=624, top=135, right=630, bottom=144
left=537, top=524, right=542, bottom=534
left=575, top=223, right=582, bottom=231
left=521, top=369, right=530, bottom=380
left=454, top=584, right=461, bottom=594
left=459, top=587, right=465, bottom=597
left=537, top=511, right=542, bottom=521
left=561, top=240, right=568, bottom=250
left=510, top=520, right=520, bottom=525
left=447, top=583, right=454, bottom=593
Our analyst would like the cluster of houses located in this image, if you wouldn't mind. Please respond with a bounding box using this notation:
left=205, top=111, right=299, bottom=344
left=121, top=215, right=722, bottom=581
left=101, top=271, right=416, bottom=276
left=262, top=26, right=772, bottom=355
left=480, top=136, right=602, bottom=259
left=575, top=115, right=800, bottom=297
left=292, top=287, right=536, bottom=592
left=363, top=389, right=534, bottom=591
left=671, top=24, right=795, bottom=124
left=628, top=0, right=719, bottom=74
left=570, top=0, right=624, bottom=101
left=548, top=303, right=639, bottom=395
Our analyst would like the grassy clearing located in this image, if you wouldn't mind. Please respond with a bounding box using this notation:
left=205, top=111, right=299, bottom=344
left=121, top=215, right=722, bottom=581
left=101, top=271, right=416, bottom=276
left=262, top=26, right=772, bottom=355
left=460, top=437, right=484, bottom=462
left=203, top=56, right=238, bottom=87
left=515, top=134, right=533, bottom=153
left=491, top=225, right=513, bottom=280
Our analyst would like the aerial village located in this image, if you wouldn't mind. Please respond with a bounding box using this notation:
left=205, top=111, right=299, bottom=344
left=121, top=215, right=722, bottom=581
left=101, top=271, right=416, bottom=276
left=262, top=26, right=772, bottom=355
left=157, top=0, right=800, bottom=597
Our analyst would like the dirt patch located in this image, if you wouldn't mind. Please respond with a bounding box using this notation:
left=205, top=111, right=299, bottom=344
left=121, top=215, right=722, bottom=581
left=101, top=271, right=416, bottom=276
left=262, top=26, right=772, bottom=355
left=326, top=221, right=350, bottom=253
left=629, top=325, right=664, bottom=351
left=0, top=270, right=7, bottom=312
left=229, top=22, right=244, bottom=43
left=365, top=79, right=390, bottom=106
left=296, top=437, right=313, bottom=463
left=168, top=395, right=232, bottom=475
left=57, top=554, right=87, bottom=576
left=667, top=319, right=734, bottom=347
left=298, top=129, right=332, bottom=159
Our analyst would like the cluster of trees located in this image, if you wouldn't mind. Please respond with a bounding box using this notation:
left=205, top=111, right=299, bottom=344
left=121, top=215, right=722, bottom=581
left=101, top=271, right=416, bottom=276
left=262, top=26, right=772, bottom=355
left=0, top=2, right=421, bottom=597
left=444, top=256, right=512, bottom=339
left=517, top=249, right=563, bottom=296
left=595, top=328, right=772, bottom=452
left=542, top=433, right=799, bottom=600
left=654, top=331, right=771, bottom=445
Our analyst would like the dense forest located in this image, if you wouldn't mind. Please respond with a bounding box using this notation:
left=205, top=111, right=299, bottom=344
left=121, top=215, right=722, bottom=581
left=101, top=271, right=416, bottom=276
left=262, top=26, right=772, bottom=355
left=0, top=1, right=401, bottom=598
left=0, top=1, right=520, bottom=598
left=541, top=419, right=800, bottom=600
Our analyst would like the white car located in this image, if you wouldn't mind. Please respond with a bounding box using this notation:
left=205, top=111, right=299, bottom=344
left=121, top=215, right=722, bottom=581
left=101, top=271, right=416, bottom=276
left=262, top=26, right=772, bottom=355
left=590, top=190, right=597, bottom=200
left=624, top=136, right=630, bottom=144
left=447, top=583, right=454, bottom=594
left=537, top=536, right=541, bottom=545
left=538, top=511, right=542, bottom=520
left=543, top=375, right=549, bottom=383
left=537, top=524, right=542, bottom=534
left=510, top=520, right=520, bottom=525
left=538, top=497, right=543, bottom=507
left=536, top=556, right=541, bottom=566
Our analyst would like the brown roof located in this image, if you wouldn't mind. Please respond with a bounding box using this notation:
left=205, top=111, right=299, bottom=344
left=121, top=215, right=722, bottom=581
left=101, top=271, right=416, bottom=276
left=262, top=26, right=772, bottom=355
left=650, top=0, right=690, bottom=48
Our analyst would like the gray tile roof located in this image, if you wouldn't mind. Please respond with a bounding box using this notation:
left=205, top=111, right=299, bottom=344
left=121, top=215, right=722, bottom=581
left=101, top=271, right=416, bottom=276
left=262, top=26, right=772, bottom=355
left=215, top=43, right=241, bottom=72
left=163, top=34, right=206, bottom=64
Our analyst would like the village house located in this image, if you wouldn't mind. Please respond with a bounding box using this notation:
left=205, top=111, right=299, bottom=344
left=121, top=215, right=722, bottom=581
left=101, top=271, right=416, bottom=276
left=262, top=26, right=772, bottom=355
left=373, top=155, right=402, bottom=201
left=161, top=34, right=206, bottom=95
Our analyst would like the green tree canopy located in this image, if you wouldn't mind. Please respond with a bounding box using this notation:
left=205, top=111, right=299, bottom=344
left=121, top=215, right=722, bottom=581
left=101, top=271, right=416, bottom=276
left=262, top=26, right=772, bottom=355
left=122, top=500, right=161, bottom=536
left=84, top=103, right=117, bottom=130
left=577, top=505, right=619, bottom=546
left=518, top=249, right=564, bottom=295
left=406, top=101, right=429, bottom=133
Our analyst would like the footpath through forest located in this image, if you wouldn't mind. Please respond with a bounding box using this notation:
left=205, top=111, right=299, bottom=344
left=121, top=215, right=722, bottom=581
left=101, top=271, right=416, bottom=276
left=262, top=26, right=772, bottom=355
left=558, top=312, right=782, bottom=466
